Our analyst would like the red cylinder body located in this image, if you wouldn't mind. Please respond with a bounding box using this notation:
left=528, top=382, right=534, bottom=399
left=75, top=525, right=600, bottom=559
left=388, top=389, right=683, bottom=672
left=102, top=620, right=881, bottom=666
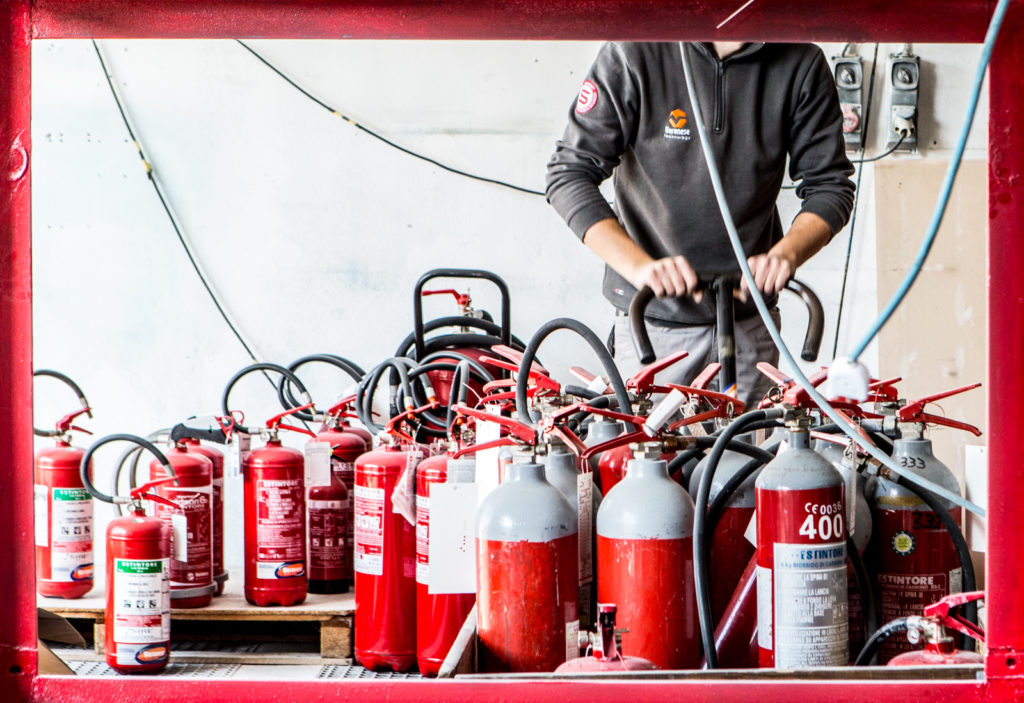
left=243, top=438, right=308, bottom=606
left=756, top=430, right=848, bottom=668
left=415, top=454, right=476, bottom=676
left=710, top=554, right=758, bottom=668
left=310, top=426, right=366, bottom=594
left=105, top=508, right=172, bottom=674
left=710, top=505, right=755, bottom=622
left=180, top=438, right=226, bottom=596
left=354, top=444, right=419, bottom=671
left=555, top=653, right=658, bottom=672
left=888, top=641, right=984, bottom=666
left=477, top=462, right=579, bottom=673
left=597, top=445, right=630, bottom=495
left=35, top=441, right=94, bottom=599
left=149, top=447, right=214, bottom=609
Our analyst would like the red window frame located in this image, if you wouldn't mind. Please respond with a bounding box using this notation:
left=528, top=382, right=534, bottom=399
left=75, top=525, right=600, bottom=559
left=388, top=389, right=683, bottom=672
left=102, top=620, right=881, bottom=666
left=2, top=2, right=1021, bottom=701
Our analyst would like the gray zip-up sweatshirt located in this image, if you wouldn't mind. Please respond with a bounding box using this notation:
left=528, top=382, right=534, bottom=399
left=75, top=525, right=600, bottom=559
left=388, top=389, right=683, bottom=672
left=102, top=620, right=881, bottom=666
left=546, top=42, right=855, bottom=325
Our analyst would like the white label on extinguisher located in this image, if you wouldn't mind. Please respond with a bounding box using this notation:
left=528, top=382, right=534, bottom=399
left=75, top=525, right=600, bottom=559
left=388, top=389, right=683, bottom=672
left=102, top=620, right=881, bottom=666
left=49, top=488, right=94, bottom=582
left=171, top=513, right=188, bottom=562
left=772, top=541, right=848, bottom=668
left=756, top=565, right=773, bottom=649
left=304, top=441, right=332, bottom=487
left=950, top=567, right=963, bottom=595
left=428, top=482, right=478, bottom=595
left=416, top=495, right=430, bottom=585
left=229, top=434, right=251, bottom=478
left=112, top=558, right=170, bottom=643
left=354, top=484, right=385, bottom=576
left=34, top=485, right=49, bottom=547
left=565, top=619, right=580, bottom=662
left=577, top=473, right=593, bottom=583
left=391, top=451, right=422, bottom=527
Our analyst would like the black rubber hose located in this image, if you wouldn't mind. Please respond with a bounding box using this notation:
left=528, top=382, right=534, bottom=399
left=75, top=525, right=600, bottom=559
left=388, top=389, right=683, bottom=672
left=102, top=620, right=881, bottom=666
left=784, top=279, right=825, bottom=362
left=396, top=315, right=506, bottom=357
left=847, top=533, right=879, bottom=658
left=412, top=268, right=512, bottom=360
left=110, top=444, right=144, bottom=517
left=710, top=419, right=784, bottom=437
left=81, top=433, right=175, bottom=505
left=33, top=369, right=91, bottom=437
left=855, top=617, right=912, bottom=666
left=277, top=354, right=365, bottom=422
left=515, top=318, right=635, bottom=431
left=670, top=448, right=706, bottom=487
left=896, top=475, right=978, bottom=647
left=355, top=358, right=417, bottom=436
left=694, top=409, right=782, bottom=669
left=402, top=360, right=490, bottom=432
left=628, top=286, right=658, bottom=365
left=420, top=350, right=495, bottom=384
left=445, top=361, right=473, bottom=433
left=222, top=362, right=313, bottom=435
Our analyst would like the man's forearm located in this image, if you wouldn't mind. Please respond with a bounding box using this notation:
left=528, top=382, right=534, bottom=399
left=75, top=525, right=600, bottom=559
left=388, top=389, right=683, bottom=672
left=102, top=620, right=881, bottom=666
left=770, top=211, right=833, bottom=269
left=582, top=217, right=653, bottom=286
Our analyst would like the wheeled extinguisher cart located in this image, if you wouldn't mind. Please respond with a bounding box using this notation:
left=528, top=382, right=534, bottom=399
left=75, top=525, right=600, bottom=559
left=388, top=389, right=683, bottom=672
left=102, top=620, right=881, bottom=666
left=33, top=369, right=95, bottom=599
left=80, top=434, right=176, bottom=675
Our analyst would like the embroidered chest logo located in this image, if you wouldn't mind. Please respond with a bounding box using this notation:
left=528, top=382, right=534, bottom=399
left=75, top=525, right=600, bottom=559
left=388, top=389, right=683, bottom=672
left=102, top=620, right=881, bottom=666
left=664, top=108, right=692, bottom=141
left=576, top=80, right=599, bottom=114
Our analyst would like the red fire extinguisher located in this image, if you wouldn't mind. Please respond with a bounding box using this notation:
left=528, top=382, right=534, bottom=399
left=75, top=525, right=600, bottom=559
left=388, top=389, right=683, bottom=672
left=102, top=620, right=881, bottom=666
left=867, top=384, right=981, bottom=662
left=33, top=369, right=95, bottom=599
left=178, top=438, right=227, bottom=595
left=597, top=443, right=698, bottom=669
left=223, top=362, right=319, bottom=607
left=555, top=603, right=658, bottom=672
left=854, top=591, right=985, bottom=666
left=80, top=434, right=176, bottom=675
left=414, top=450, right=476, bottom=676
left=756, top=409, right=849, bottom=668
left=147, top=444, right=216, bottom=609
left=477, top=457, right=579, bottom=672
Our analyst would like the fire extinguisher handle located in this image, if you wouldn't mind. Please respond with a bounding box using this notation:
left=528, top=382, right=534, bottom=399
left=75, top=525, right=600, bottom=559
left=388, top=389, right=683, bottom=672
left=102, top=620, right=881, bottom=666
left=80, top=433, right=176, bottom=505
left=33, top=368, right=92, bottom=437
left=222, top=362, right=314, bottom=435
left=413, top=268, right=512, bottom=360
left=783, top=279, right=825, bottom=362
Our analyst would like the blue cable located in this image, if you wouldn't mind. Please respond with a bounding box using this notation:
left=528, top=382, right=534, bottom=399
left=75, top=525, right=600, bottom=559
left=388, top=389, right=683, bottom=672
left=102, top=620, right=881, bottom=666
left=678, top=42, right=984, bottom=518
left=849, top=0, right=1012, bottom=361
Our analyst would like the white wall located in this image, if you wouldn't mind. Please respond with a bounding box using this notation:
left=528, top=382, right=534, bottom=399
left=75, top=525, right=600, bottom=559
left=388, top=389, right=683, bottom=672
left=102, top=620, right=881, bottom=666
left=30, top=40, right=987, bottom=573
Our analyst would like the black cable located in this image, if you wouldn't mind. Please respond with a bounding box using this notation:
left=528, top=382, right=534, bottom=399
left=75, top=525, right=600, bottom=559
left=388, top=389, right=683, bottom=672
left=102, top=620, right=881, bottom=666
left=92, top=40, right=265, bottom=370
left=852, top=132, right=907, bottom=163
left=235, top=41, right=544, bottom=198
left=693, top=409, right=782, bottom=669
left=832, top=43, right=880, bottom=357
left=855, top=617, right=912, bottom=665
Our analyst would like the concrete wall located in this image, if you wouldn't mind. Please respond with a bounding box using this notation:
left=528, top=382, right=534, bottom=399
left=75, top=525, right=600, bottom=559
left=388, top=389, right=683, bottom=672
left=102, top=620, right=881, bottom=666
left=31, top=40, right=988, bottom=573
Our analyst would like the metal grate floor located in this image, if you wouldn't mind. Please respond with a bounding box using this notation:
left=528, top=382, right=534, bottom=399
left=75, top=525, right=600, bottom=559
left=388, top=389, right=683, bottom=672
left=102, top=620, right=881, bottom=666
left=65, top=657, right=423, bottom=680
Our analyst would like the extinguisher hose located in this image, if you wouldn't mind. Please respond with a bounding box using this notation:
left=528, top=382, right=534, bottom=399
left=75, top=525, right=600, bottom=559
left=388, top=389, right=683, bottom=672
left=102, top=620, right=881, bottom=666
left=33, top=368, right=92, bottom=437
left=396, top=315, right=526, bottom=359
left=854, top=617, right=912, bottom=665
left=445, top=360, right=474, bottom=433
left=896, top=477, right=978, bottom=645
left=355, top=357, right=418, bottom=435
left=81, top=433, right=175, bottom=505
left=419, top=350, right=496, bottom=385
left=110, top=428, right=170, bottom=516
left=693, top=408, right=783, bottom=669
left=515, top=318, right=635, bottom=431
left=277, top=354, right=365, bottom=422
left=222, top=362, right=314, bottom=436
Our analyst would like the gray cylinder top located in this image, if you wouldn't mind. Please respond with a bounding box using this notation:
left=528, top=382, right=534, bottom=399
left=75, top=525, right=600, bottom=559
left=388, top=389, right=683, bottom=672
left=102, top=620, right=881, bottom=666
left=545, top=449, right=602, bottom=517
left=871, top=437, right=959, bottom=512
left=814, top=438, right=872, bottom=552
left=597, top=457, right=695, bottom=540
left=756, top=429, right=843, bottom=492
left=477, top=462, right=577, bottom=543
left=584, top=417, right=624, bottom=472
left=689, top=450, right=762, bottom=509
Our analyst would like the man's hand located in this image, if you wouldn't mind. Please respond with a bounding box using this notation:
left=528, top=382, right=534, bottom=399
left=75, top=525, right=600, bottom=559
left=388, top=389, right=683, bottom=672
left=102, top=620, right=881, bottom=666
left=632, top=255, right=702, bottom=300
left=742, top=252, right=795, bottom=299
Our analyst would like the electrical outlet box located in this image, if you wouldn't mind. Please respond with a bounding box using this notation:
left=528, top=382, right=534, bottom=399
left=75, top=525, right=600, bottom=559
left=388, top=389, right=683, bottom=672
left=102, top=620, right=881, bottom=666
left=832, top=55, right=864, bottom=152
left=887, top=52, right=920, bottom=153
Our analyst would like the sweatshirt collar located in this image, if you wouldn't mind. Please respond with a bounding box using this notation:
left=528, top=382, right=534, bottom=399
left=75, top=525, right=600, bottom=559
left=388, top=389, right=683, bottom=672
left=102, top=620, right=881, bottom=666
left=693, top=42, right=766, bottom=63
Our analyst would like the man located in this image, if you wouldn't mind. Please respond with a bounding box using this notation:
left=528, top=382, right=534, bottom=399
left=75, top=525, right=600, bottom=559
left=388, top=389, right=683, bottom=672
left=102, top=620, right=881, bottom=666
left=546, top=42, right=855, bottom=407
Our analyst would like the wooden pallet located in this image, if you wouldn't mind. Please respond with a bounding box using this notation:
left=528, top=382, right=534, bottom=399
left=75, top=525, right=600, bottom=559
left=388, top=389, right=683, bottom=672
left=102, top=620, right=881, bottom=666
left=38, top=577, right=355, bottom=660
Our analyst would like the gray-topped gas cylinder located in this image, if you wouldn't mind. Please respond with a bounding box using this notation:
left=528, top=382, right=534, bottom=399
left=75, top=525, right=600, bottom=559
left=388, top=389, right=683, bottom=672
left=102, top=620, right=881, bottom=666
left=596, top=445, right=699, bottom=669
left=756, top=425, right=848, bottom=669
left=476, top=460, right=579, bottom=672
left=867, top=430, right=963, bottom=662
left=583, top=416, right=624, bottom=475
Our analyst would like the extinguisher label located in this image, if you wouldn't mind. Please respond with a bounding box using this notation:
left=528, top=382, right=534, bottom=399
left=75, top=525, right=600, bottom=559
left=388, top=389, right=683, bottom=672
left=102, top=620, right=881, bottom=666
left=565, top=618, right=580, bottom=662
left=49, top=487, right=94, bottom=582
left=416, top=495, right=430, bottom=585
left=309, top=499, right=345, bottom=571
left=354, top=484, right=385, bottom=575
left=577, top=473, right=593, bottom=582
left=256, top=477, right=305, bottom=574
left=34, top=485, right=49, bottom=547
left=156, top=486, right=213, bottom=587
left=112, top=558, right=170, bottom=645
left=772, top=541, right=848, bottom=668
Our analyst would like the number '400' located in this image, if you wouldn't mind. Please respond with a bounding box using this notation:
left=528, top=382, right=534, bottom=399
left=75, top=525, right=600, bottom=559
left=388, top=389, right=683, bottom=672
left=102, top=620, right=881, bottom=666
left=799, top=513, right=844, bottom=540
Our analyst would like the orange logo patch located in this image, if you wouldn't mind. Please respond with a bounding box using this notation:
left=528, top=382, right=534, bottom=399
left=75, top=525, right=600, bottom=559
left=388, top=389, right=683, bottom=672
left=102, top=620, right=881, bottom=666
left=668, top=109, right=688, bottom=129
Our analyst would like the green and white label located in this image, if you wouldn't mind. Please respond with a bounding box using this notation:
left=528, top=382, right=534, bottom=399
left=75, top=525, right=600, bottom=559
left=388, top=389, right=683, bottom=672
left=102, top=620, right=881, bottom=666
left=112, top=558, right=170, bottom=644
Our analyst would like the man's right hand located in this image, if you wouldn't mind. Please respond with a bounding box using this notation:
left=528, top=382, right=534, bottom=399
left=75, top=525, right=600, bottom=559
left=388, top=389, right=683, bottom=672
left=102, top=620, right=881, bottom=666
left=582, top=218, right=703, bottom=301
left=631, top=256, right=702, bottom=301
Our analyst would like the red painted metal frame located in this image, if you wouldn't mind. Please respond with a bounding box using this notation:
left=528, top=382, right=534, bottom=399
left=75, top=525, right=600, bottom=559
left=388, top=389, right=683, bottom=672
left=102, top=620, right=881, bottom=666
left=1, top=0, right=1020, bottom=701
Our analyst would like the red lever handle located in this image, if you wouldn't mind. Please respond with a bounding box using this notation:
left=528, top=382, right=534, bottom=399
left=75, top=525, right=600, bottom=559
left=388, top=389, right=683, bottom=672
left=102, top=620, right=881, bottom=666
left=422, top=288, right=471, bottom=307
left=923, top=590, right=986, bottom=643
left=897, top=382, right=983, bottom=434
left=627, top=349, right=690, bottom=394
